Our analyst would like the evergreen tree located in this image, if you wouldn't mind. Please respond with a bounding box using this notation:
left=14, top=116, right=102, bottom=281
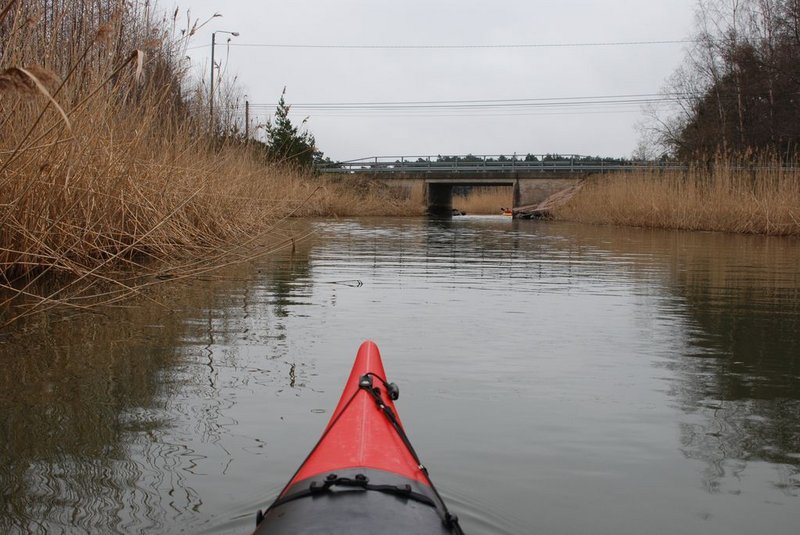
left=265, top=88, right=317, bottom=167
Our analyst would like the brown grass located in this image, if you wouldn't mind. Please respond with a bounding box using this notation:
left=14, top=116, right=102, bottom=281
left=293, top=177, right=425, bottom=217
left=453, top=186, right=513, bottom=214
left=0, top=1, right=423, bottom=327
left=553, top=163, right=800, bottom=236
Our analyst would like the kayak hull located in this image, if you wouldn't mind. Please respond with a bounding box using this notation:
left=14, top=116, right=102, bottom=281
left=254, top=341, right=460, bottom=534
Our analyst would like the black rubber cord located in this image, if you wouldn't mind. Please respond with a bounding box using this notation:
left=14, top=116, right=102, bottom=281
left=360, top=373, right=465, bottom=535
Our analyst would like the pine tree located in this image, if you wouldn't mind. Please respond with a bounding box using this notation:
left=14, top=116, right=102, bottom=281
left=265, top=88, right=317, bottom=167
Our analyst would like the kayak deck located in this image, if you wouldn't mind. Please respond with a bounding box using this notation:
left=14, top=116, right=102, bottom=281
left=287, top=340, right=426, bottom=486
left=254, top=341, right=463, bottom=534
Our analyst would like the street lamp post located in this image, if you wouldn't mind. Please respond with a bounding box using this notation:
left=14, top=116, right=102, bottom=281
left=210, top=30, right=239, bottom=131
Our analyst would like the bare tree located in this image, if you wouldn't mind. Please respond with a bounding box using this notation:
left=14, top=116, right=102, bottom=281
left=643, top=0, right=800, bottom=160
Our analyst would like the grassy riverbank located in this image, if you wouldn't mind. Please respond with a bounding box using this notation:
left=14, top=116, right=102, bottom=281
left=552, top=164, right=800, bottom=236
left=0, top=1, right=423, bottom=325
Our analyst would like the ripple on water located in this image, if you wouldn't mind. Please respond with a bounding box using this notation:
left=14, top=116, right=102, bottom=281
left=3, top=217, right=800, bottom=534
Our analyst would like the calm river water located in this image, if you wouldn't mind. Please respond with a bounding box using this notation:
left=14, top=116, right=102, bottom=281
left=2, top=217, right=799, bottom=534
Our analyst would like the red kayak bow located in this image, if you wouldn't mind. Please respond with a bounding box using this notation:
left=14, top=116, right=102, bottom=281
left=254, top=341, right=463, bottom=534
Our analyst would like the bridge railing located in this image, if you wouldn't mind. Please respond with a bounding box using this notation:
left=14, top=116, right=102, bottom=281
left=315, top=154, right=682, bottom=174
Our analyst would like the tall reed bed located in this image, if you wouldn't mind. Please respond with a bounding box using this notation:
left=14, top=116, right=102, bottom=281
left=0, top=1, right=422, bottom=326
left=553, top=163, right=800, bottom=236
left=453, top=186, right=513, bottom=214
left=298, top=177, right=425, bottom=217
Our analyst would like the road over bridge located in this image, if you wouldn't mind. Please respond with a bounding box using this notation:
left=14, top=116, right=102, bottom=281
left=317, top=155, right=672, bottom=215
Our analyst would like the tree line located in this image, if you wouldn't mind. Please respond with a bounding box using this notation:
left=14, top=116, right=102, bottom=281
left=651, top=0, right=800, bottom=160
left=433, top=154, right=632, bottom=164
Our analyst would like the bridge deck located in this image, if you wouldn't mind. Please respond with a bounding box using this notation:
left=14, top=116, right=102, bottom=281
left=316, top=154, right=681, bottom=175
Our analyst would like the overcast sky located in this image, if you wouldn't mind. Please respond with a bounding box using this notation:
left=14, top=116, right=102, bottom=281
left=183, top=0, right=698, bottom=161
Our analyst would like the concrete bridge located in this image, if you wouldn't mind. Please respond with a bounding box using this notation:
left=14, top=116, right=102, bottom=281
left=317, top=155, right=671, bottom=215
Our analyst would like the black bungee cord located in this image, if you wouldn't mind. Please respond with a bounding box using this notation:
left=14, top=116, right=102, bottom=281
left=359, top=372, right=465, bottom=534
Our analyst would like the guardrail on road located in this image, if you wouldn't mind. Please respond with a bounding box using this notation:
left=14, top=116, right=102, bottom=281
left=315, top=154, right=683, bottom=174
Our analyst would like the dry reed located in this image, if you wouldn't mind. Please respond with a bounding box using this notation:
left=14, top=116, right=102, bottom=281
left=453, top=186, right=513, bottom=214
left=553, top=163, right=800, bottom=236
left=0, top=1, right=423, bottom=327
left=289, top=176, right=425, bottom=217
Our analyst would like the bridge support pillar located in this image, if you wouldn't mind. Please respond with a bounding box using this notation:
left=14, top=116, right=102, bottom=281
left=426, top=183, right=453, bottom=216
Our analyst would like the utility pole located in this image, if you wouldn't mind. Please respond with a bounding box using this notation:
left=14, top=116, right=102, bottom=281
left=245, top=100, right=250, bottom=139
left=209, top=30, right=239, bottom=132
left=209, top=32, right=215, bottom=130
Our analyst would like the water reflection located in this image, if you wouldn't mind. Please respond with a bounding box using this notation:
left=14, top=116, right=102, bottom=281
left=0, top=303, right=183, bottom=532
left=0, top=240, right=316, bottom=533
left=542, top=224, right=800, bottom=496
left=2, top=218, right=800, bottom=533
left=664, top=237, right=800, bottom=495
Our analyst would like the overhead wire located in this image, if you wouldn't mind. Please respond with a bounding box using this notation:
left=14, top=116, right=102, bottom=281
left=188, top=39, right=694, bottom=51
left=190, top=38, right=694, bottom=120
left=234, top=93, right=686, bottom=117
left=229, top=39, right=693, bottom=50
left=224, top=89, right=787, bottom=118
